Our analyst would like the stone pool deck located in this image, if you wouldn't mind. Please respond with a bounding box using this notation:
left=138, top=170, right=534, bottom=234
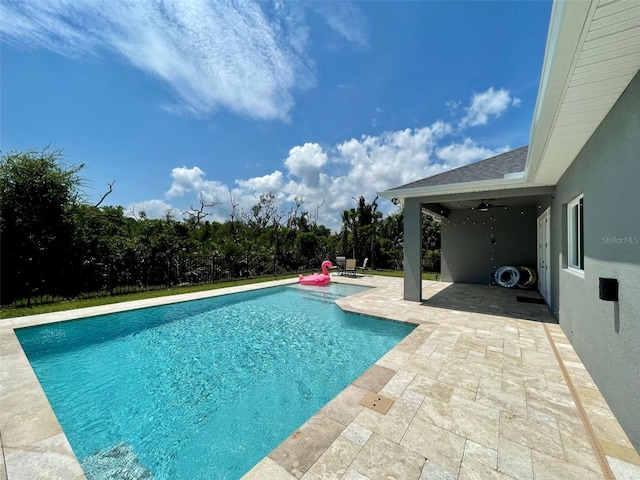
left=244, top=276, right=640, bottom=480
left=1, top=275, right=638, bottom=479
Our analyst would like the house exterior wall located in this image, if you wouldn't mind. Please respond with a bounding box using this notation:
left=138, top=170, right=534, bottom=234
left=441, top=206, right=537, bottom=284
left=547, top=70, right=640, bottom=449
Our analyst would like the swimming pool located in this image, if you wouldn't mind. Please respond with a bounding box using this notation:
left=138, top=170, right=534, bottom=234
left=17, top=283, right=414, bottom=479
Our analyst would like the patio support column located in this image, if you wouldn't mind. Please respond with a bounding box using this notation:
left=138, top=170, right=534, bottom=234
left=403, top=198, right=422, bottom=302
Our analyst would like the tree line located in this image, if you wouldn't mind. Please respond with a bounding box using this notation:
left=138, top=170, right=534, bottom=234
left=0, top=148, right=441, bottom=306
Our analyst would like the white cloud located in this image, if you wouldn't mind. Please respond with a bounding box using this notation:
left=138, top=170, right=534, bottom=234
left=315, top=2, right=369, bottom=47
left=166, top=166, right=206, bottom=198
left=436, top=139, right=510, bottom=168
left=132, top=87, right=522, bottom=231
left=165, top=165, right=231, bottom=217
left=284, top=143, right=328, bottom=188
left=126, top=199, right=177, bottom=219
left=149, top=117, right=514, bottom=230
left=0, top=0, right=312, bottom=121
left=197, top=182, right=236, bottom=210
left=460, top=87, right=521, bottom=127
left=336, top=126, right=440, bottom=190
left=248, top=122, right=455, bottom=228
left=236, top=171, right=284, bottom=192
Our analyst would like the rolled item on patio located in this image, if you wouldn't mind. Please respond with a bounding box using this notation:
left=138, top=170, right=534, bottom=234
left=517, top=266, right=537, bottom=289
left=495, top=265, right=520, bottom=288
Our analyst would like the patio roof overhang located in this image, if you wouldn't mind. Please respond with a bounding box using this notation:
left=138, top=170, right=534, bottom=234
left=380, top=175, right=554, bottom=206
left=418, top=185, right=556, bottom=219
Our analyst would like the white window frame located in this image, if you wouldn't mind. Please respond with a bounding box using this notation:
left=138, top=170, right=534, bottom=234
left=567, top=194, right=584, bottom=273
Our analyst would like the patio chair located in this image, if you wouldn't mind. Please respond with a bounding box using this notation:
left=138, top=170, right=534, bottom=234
left=361, top=258, right=369, bottom=270
left=336, top=256, right=346, bottom=275
left=345, top=258, right=357, bottom=277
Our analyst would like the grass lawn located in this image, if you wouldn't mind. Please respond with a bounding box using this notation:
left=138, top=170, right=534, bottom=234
left=0, top=275, right=300, bottom=319
left=0, top=270, right=439, bottom=320
left=367, top=270, right=439, bottom=281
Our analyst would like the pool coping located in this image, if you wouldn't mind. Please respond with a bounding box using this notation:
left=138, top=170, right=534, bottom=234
left=0, top=276, right=396, bottom=480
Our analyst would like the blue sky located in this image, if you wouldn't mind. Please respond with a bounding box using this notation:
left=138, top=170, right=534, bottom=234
left=1, top=0, right=552, bottom=231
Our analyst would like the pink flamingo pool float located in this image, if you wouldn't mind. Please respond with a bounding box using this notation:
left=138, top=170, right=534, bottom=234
left=299, top=260, right=333, bottom=286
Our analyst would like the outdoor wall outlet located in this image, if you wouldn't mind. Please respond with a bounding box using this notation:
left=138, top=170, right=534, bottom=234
left=599, top=277, right=618, bottom=302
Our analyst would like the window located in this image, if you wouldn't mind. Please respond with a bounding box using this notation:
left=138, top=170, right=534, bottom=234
left=567, top=194, right=584, bottom=271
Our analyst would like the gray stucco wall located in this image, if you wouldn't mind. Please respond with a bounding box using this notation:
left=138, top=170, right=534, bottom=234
left=548, top=70, right=640, bottom=449
left=441, top=206, right=537, bottom=284
left=403, top=198, right=423, bottom=302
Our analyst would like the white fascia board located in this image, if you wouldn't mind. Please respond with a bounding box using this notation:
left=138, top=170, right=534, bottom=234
left=524, top=0, right=594, bottom=183
left=380, top=177, right=551, bottom=203
left=503, top=171, right=525, bottom=180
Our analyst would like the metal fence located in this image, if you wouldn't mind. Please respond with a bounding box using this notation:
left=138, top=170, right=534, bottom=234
left=6, top=253, right=311, bottom=309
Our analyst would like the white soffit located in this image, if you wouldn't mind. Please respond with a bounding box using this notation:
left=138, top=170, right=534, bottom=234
left=526, top=0, right=640, bottom=185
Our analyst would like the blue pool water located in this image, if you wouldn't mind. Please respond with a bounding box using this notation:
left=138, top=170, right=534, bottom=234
left=17, top=283, right=414, bottom=480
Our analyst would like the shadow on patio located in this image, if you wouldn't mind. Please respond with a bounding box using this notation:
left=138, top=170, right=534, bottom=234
left=421, top=282, right=556, bottom=324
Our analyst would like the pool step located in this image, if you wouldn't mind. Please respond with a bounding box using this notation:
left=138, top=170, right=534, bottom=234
left=82, top=442, right=152, bottom=480
left=299, top=290, right=344, bottom=303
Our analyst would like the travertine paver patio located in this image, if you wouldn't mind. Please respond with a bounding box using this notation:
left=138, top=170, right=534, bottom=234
left=1, top=275, right=639, bottom=479
left=244, top=276, right=640, bottom=480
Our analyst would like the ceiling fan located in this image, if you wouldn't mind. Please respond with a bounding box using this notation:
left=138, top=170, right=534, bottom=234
left=473, top=199, right=508, bottom=212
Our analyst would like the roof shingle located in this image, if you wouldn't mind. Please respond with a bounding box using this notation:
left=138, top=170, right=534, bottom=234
left=388, top=146, right=528, bottom=191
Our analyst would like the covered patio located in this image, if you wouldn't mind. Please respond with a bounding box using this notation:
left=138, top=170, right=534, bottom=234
left=381, top=146, right=556, bottom=306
